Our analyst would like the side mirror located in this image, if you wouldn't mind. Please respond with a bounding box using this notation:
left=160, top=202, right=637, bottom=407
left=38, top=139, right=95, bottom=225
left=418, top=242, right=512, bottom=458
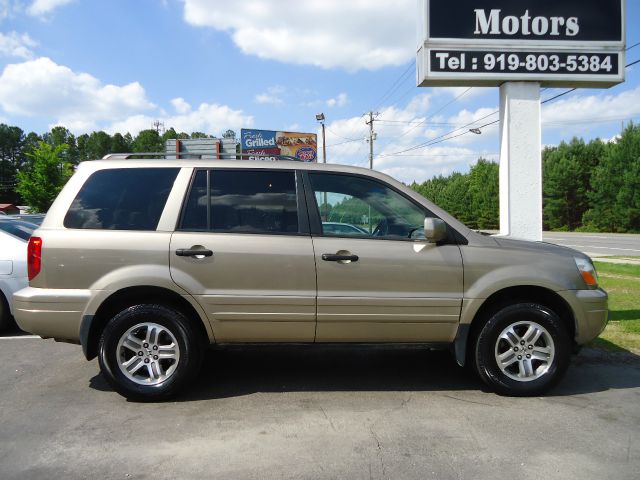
left=424, top=217, right=446, bottom=243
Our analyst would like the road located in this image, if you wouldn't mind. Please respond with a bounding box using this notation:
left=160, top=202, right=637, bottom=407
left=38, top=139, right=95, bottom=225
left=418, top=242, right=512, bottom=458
left=542, top=231, right=640, bottom=258
left=1, top=333, right=639, bottom=480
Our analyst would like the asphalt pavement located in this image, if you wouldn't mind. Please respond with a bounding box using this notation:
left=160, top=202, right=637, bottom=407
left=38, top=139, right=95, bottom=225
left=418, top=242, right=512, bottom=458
left=542, top=232, right=640, bottom=258
left=1, top=333, right=639, bottom=480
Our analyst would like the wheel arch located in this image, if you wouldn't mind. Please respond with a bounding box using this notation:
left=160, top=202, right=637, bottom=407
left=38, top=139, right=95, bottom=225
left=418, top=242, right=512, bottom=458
left=454, top=285, right=576, bottom=367
left=80, top=286, right=211, bottom=360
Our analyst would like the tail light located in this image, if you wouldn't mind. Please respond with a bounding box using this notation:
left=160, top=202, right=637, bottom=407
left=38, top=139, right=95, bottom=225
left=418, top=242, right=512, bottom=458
left=28, top=236, right=42, bottom=281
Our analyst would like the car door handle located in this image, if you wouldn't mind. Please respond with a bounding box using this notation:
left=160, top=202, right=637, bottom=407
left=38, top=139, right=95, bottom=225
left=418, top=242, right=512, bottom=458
left=321, top=253, right=359, bottom=262
left=175, top=248, right=213, bottom=257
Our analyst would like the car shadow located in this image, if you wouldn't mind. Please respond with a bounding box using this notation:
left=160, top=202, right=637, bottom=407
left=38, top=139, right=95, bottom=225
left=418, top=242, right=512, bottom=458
left=88, top=344, right=640, bottom=401
left=0, top=323, right=33, bottom=337
left=182, top=345, right=484, bottom=401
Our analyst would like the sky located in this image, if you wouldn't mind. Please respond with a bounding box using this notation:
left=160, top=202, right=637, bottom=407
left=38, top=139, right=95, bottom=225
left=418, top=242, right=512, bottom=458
left=0, top=0, right=639, bottom=184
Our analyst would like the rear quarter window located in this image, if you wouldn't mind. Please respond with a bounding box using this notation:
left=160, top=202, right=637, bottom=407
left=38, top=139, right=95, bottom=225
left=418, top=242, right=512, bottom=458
left=64, top=168, right=179, bottom=230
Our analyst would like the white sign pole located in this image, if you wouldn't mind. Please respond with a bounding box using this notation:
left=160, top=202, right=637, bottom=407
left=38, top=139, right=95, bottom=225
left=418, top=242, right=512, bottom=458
left=498, top=81, right=542, bottom=241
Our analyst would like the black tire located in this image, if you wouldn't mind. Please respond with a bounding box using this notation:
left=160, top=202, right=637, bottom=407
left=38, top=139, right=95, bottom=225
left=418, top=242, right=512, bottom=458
left=98, top=304, right=203, bottom=401
left=474, top=303, right=571, bottom=396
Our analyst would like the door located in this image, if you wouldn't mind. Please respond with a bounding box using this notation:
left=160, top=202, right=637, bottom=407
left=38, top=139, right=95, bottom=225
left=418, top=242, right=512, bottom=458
left=305, top=171, right=464, bottom=342
left=170, top=168, right=317, bottom=342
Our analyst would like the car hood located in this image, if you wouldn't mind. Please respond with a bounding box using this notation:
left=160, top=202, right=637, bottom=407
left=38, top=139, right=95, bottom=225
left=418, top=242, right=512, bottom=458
left=493, top=236, right=589, bottom=261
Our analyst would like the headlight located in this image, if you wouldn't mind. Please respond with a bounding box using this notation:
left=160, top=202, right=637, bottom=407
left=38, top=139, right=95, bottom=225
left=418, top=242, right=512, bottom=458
left=574, top=257, right=598, bottom=289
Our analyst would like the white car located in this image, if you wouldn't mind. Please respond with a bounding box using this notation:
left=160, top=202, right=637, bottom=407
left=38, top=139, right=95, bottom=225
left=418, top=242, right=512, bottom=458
left=0, top=219, right=36, bottom=330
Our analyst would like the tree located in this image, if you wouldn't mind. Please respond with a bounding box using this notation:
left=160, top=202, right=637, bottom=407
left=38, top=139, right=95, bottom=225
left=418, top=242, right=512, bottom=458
left=84, top=131, right=113, bottom=159
left=190, top=131, right=212, bottom=139
left=543, top=138, right=605, bottom=230
left=76, top=133, right=90, bottom=161
left=16, top=142, right=73, bottom=213
left=162, top=128, right=189, bottom=142
left=583, top=123, right=640, bottom=232
left=440, top=172, right=473, bottom=227
left=468, top=159, right=499, bottom=229
left=412, top=174, right=450, bottom=208
left=44, top=126, right=79, bottom=164
left=132, top=129, right=163, bottom=152
left=0, top=124, right=26, bottom=203
left=111, top=132, right=132, bottom=153
left=23, top=132, right=42, bottom=158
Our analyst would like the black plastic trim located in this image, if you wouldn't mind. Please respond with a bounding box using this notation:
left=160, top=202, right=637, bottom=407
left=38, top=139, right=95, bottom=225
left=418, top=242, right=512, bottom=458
left=79, top=314, right=94, bottom=360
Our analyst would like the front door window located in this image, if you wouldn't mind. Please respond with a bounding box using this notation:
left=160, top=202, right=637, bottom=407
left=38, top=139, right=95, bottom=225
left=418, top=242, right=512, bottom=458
left=309, top=172, right=429, bottom=240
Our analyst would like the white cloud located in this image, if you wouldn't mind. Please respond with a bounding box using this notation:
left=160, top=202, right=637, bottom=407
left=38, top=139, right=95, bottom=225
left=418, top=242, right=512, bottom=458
left=27, top=0, right=74, bottom=17
left=255, top=93, right=282, bottom=105
left=318, top=92, right=498, bottom=182
left=0, top=56, right=255, bottom=137
left=0, top=0, right=17, bottom=21
left=106, top=102, right=254, bottom=137
left=542, top=86, right=640, bottom=130
left=180, top=0, right=414, bottom=71
left=171, top=97, right=191, bottom=114
left=254, top=85, right=285, bottom=105
left=0, top=31, right=36, bottom=58
left=326, top=92, right=348, bottom=108
left=0, top=57, right=155, bottom=130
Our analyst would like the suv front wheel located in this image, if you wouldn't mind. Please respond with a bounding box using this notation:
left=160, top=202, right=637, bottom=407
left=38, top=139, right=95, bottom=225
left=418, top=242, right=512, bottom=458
left=98, top=304, right=203, bottom=401
left=474, top=303, right=571, bottom=396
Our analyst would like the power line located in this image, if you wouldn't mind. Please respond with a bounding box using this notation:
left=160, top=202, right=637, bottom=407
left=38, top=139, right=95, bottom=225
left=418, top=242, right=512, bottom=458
left=390, top=87, right=474, bottom=142
left=324, top=125, right=360, bottom=142
left=627, top=41, right=640, bottom=52
left=626, top=58, right=640, bottom=68
left=542, top=88, right=577, bottom=104
left=372, top=61, right=416, bottom=111
left=325, top=138, right=362, bottom=148
left=378, top=56, right=640, bottom=158
left=387, top=152, right=499, bottom=157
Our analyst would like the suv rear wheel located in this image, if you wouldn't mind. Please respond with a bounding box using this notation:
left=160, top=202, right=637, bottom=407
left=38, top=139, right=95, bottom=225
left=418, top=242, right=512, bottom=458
left=474, top=303, right=570, bottom=396
left=98, top=304, right=203, bottom=401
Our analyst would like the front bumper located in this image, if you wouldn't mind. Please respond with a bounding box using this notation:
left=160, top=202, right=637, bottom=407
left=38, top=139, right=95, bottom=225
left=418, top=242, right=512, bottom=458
left=558, top=288, right=609, bottom=344
left=13, top=287, right=91, bottom=342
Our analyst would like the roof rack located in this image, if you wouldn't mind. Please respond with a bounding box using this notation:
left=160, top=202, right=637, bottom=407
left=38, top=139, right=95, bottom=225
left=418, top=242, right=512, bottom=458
left=101, top=152, right=303, bottom=161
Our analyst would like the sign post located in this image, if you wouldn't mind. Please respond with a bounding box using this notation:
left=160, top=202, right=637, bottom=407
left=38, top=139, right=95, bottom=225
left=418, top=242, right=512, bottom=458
left=499, top=82, right=542, bottom=239
left=417, top=0, right=625, bottom=240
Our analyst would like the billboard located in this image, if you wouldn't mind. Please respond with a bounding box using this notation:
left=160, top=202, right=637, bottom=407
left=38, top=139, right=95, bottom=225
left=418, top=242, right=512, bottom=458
left=241, top=129, right=317, bottom=162
left=417, top=0, right=625, bottom=87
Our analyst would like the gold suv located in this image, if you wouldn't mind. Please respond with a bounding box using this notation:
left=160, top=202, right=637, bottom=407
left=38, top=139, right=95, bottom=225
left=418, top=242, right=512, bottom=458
left=14, top=158, right=608, bottom=400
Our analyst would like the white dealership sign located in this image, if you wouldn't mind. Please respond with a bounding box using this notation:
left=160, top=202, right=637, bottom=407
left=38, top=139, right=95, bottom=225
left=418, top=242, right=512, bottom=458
left=417, top=0, right=627, bottom=241
left=417, top=0, right=626, bottom=87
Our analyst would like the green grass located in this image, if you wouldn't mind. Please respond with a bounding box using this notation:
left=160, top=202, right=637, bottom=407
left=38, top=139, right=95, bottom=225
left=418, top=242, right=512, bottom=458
left=589, top=261, right=640, bottom=353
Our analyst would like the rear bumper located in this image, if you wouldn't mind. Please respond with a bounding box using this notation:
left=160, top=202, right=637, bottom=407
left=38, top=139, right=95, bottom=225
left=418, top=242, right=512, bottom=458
left=558, top=288, right=609, bottom=344
left=13, top=287, right=91, bottom=341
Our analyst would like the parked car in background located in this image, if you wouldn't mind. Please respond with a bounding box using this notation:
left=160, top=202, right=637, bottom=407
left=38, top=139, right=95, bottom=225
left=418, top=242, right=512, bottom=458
left=13, top=157, right=607, bottom=400
left=9, top=214, right=45, bottom=226
left=0, top=219, right=37, bottom=331
left=321, top=222, right=369, bottom=236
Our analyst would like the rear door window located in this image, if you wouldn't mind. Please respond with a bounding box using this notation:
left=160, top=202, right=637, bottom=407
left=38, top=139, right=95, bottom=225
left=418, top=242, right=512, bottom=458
left=179, top=169, right=300, bottom=234
left=64, top=168, right=179, bottom=230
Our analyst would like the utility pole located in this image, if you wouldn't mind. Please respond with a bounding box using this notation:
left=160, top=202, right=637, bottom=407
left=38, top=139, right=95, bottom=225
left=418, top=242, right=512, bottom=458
left=365, top=111, right=378, bottom=169
left=316, top=113, right=327, bottom=163
left=321, top=122, right=327, bottom=164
